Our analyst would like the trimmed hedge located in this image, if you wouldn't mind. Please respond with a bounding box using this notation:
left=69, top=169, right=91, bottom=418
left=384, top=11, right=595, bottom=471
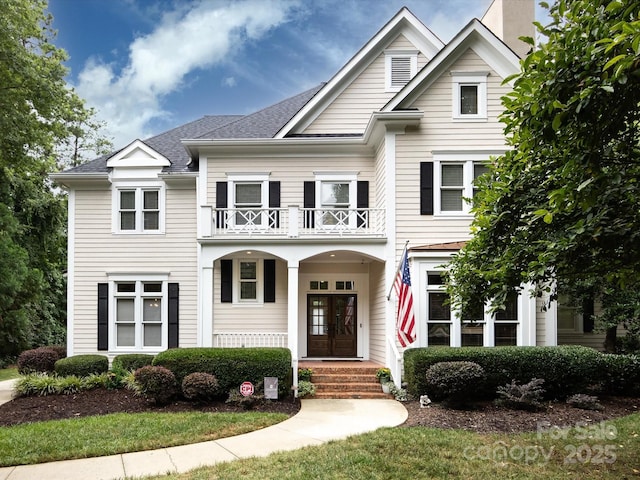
left=112, top=354, right=155, bottom=372
left=153, top=347, right=292, bottom=396
left=424, top=361, right=485, bottom=403
left=54, top=354, right=109, bottom=377
left=601, top=353, right=640, bottom=396
left=134, top=365, right=177, bottom=405
left=404, top=346, right=605, bottom=400
left=17, top=347, right=63, bottom=374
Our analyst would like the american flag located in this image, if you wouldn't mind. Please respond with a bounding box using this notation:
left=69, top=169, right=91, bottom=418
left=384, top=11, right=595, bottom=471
left=394, top=247, right=416, bottom=347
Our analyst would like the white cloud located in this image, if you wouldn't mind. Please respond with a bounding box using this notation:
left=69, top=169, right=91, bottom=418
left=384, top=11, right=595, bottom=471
left=222, top=76, right=237, bottom=87
left=74, top=0, right=300, bottom=148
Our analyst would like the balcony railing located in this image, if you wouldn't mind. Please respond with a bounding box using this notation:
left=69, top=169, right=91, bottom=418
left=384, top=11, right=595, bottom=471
left=202, top=206, right=385, bottom=238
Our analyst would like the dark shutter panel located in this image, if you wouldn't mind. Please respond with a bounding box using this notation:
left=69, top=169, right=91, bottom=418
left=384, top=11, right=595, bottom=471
left=583, top=297, right=595, bottom=333
left=303, top=181, right=315, bottom=228
left=97, top=283, right=109, bottom=351
left=357, top=180, right=369, bottom=228
left=264, top=259, right=276, bottom=303
left=221, top=259, right=232, bottom=303
left=420, top=162, right=434, bottom=215
left=168, top=283, right=179, bottom=348
left=216, top=182, right=228, bottom=229
left=269, top=181, right=281, bottom=228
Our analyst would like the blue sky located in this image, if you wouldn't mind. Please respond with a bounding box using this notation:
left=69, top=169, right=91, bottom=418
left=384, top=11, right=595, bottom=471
left=47, top=0, right=540, bottom=149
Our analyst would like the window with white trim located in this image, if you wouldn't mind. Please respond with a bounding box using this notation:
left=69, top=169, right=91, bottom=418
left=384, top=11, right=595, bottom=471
left=227, top=174, right=269, bottom=229
left=451, top=72, right=489, bottom=120
left=434, top=157, right=490, bottom=215
left=426, top=272, right=452, bottom=346
left=314, top=172, right=357, bottom=229
left=385, top=50, right=418, bottom=91
left=116, top=187, right=163, bottom=233
left=235, top=258, right=263, bottom=303
left=114, top=281, right=166, bottom=349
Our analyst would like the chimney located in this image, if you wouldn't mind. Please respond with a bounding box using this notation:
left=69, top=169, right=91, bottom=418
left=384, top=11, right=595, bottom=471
left=481, top=0, right=535, bottom=58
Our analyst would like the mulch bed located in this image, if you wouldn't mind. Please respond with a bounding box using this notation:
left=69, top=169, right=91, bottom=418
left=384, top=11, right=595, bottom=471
left=0, top=388, right=300, bottom=427
left=1, top=388, right=638, bottom=434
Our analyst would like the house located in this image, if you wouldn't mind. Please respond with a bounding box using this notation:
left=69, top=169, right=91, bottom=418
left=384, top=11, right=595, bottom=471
left=52, top=1, right=605, bottom=387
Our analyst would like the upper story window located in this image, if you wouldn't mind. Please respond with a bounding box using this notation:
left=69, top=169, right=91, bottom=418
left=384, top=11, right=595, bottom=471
left=313, top=172, right=358, bottom=229
left=114, top=185, right=164, bottom=234
left=385, top=50, right=418, bottom=92
left=234, top=182, right=265, bottom=226
left=433, top=157, right=489, bottom=216
left=451, top=71, right=489, bottom=120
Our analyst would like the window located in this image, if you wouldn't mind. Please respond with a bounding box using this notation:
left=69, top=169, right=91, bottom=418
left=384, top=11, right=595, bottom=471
left=434, top=158, right=489, bottom=215
left=234, top=182, right=263, bottom=226
left=494, top=292, right=518, bottom=346
left=239, top=260, right=258, bottom=301
left=385, top=51, right=418, bottom=91
left=312, top=172, right=358, bottom=229
left=451, top=72, right=488, bottom=119
left=461, top=300, right=485, bottom=346
left=115, top=186, right=163, bottom=233
left=426, top=271, right=452, bottom=346
left=114, top=281, right=166, bottom=349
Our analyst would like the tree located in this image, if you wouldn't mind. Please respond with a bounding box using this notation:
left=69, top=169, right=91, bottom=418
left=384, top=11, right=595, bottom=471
left=0, top=0, right=109, bottom=357
left=446, top=0, right=640, bottom=348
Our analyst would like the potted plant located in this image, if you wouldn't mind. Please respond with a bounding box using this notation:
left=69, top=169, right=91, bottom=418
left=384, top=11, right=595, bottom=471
left=376, top=368, right=392, bottom=393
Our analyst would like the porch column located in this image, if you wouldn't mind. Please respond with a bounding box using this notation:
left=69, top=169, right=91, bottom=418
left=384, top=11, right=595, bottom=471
left=200, top=264, right=213, bottom=347
left=287, top=260, right=299, bottom=389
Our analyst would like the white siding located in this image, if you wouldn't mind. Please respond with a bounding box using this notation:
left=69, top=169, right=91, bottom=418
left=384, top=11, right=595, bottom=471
left=395, top=48, right=510, bottom=251
left=369, top=260, right=386, bottom=364
left=303, top=35, right=428, bottom=135
left=72, top=184, right=198, bottom=356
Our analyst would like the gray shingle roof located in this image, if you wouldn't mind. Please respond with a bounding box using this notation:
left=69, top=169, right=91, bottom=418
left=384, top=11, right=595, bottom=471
left=63, top=83, right=325, bottom=174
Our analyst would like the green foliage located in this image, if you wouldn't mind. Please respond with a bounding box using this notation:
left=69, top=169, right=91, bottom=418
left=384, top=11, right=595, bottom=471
left=600, top=353, right=640, bottom=396
left=297, top=368, right=313, bottom=382
left=181, top=372, right=220, bottom=402
left=405, top=346, right=604, bottom=399
left=153, top=347, right=292, bottom=396
left=424, top=361, right=486, bottom=405
left=133, top=365, right=177, bottom=405
left=446, top=0, right=640, bottom=324
left=112, top=354, right=155, bottom=372
left=375, top=368, right=391, bottom=383
left=566, top=393, right=603, bottom=411
left=496, top=378, right=546, bottom=411
left=54, top=354, right=109, bottom=377
left=14, top=372, right=112, bottom=397
left=225, top=386, right=266, bottom=410
left=17, top=347, right=63, bottom=374
left=296, top=380, right=316, bottom=398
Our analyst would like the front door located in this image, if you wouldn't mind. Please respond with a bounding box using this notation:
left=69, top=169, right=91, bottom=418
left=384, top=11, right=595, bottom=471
left=307, top=294, right=357, bottom=357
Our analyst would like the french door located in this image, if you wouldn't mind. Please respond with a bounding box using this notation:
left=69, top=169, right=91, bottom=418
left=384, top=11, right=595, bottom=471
left=307, top=294, right=357, bottom=357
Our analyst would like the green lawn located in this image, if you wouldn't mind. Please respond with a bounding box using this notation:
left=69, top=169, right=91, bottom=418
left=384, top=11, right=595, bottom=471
left=0, top=368, right=18, bottom=382
left=147, top=413, right=640, bottom=480
left=0, top=411, right=288, bottom=466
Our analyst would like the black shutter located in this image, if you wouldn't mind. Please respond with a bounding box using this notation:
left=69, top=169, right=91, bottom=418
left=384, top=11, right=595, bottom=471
left=583, top=297, right=595, bottom=333
left=221, top=259, right=232, bottom=303
left=420, top=162, right=434, bottom=215
left=357, top=180, right=369, bottom=228
left=168, top=283, right=179, bottom=348
left=303, top=181, right=315, bottom=228
left=97, top=283, right=109, bottom=351
left=269, top=181, right=280, bottom=228
left=216, top=181, right=228, bottom=229
left=264, top=259, right=276, bottom=303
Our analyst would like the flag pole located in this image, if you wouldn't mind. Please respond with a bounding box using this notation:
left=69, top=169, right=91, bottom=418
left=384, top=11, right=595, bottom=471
left=386, top=240, right=410, bottom=301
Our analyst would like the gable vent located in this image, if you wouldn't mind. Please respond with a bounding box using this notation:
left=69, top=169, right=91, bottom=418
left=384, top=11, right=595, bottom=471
left=391, top=56, right=412, bottom=88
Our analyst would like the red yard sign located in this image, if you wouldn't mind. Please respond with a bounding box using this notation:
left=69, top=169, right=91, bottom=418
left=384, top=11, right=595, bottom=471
left=240, top=381, right=254, bottom=397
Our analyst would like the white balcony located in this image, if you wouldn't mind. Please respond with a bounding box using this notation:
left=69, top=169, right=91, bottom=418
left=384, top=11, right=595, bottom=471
left=202, top=206, right=385, bottom=239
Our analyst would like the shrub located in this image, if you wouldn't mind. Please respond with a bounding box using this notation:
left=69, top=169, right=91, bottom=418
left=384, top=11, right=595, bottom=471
left=54, top=355, right=109, bottom=377
left=134, top=365, right=177, bottom=405
left=600, top=354, right=640, bottom=396
left=298, top=368, right=313, bottom=382
left=496, top=378, right=546, bottom=411
left=297, top=380, right=316, bottom=398
left=226, top=387, right=265, bottom=410
left=47, top=345, right=67, bottom=360
left=567, top=393, right=603, bottom=411
left=17, top=347, right=64, bottom=374
left=153, top=347, right=292, bottom=396
left=182, top=372, right=220, bottom=401
left=112, top=354, right=155, bottom=372
left=424, top=361, right=486, bottom=405
left=405, top=346, right=604, bottom=399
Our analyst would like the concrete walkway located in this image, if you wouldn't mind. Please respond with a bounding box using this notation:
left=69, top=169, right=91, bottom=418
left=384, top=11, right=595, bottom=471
left=0, top=379, right=408, bottom=480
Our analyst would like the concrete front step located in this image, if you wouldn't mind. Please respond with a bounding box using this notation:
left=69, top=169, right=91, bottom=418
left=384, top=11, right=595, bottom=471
left=312, top=391, right=393, bottom=399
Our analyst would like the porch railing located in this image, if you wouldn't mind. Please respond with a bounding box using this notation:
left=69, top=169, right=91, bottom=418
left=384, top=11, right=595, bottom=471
left=213, top=332, right=288, bottom=348
left=208, top=206, right=385, bottom=238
